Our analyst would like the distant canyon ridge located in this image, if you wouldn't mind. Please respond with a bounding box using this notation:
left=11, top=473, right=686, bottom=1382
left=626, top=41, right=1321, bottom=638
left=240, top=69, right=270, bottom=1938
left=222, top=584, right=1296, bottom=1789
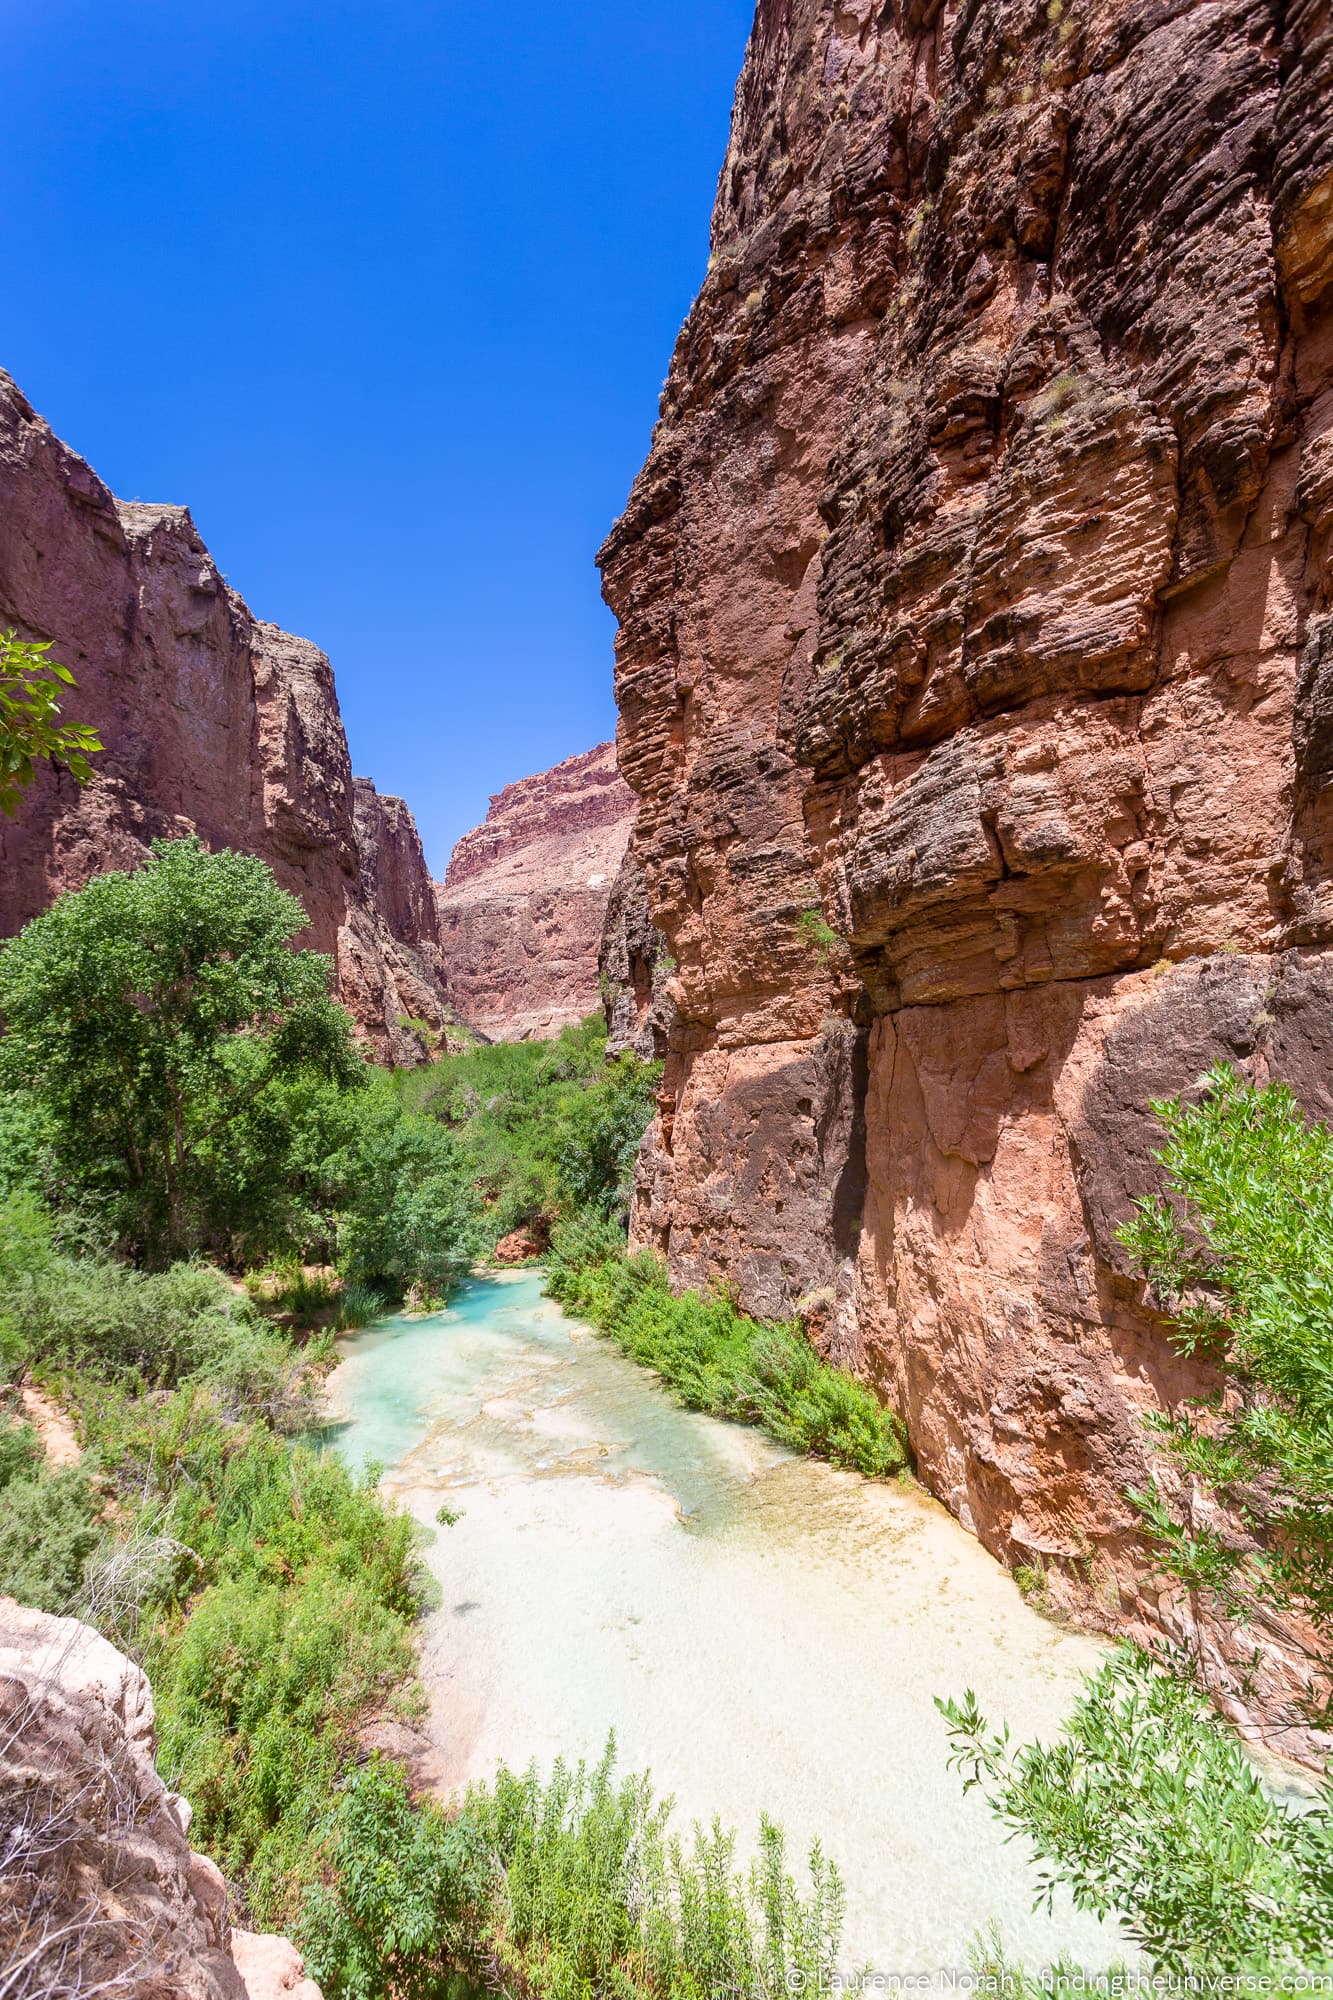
left=435, top=742, right=636, bottom=1041
left=0, top=368, right=633, bottom=1053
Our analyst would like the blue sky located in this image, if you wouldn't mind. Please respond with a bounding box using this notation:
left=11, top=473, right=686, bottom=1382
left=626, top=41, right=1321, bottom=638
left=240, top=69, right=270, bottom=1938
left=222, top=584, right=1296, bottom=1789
left=2, top=0, right=754, bottom=874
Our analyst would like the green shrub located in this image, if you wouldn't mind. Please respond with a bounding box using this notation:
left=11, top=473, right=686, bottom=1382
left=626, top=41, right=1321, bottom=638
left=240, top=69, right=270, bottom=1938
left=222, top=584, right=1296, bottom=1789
left=545, top=1208, right=625, bottom=1274
left=336, top=1279, right=388, bottom=1330
left=795, top=908, right=839, bottom=959
left=0, top=1457, right=100, bottom=1614
left=0, top=1091, right=57, bottom=1202
left=1118, top=1064, right=1333, bottom=1651
left=941, top=1650, right=1333, bottom=1976
left=0, top=1414, right=42, bottom=1488
left=246, top=1261, right=340, bottom=1325
left=85, top=1401, right=426, bottom=1929
left=330, top=1084, right=478, bottom=1300
left=301, top=1759, right=493, bottom=2000
left=303, top=1740, right=845, bottom=2000
left=154, top=1563, right=415, bottom=1913
left=7, top=1244, right=255, bottom=1386
left=548, top=1232, right=905, bottom=1478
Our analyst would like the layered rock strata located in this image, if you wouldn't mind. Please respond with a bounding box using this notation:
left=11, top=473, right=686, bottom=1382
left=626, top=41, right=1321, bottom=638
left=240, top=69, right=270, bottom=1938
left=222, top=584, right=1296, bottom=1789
left=434, top=741, right=636, bottom=1040
left=600, top=0, right=1333, bottom=1754
left=0, top=1597, right=322, bottom=2000
left=0, top=372, right=451, bottom=1065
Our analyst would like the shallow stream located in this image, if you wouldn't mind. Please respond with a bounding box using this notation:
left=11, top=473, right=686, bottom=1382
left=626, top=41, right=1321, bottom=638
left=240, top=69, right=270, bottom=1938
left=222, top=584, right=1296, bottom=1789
left=324, top=1270, right=1127, bottom=1977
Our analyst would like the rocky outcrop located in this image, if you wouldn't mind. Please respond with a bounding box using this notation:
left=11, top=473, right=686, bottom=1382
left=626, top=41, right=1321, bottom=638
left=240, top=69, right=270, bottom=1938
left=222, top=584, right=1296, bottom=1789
left=0, top=372, right=451, bottom=1065
left=600, top=0, right=1333, bottom=1752
left=0, top=1598, right=322, bottom=2000
left=434, top=742, right=636, bottom=1040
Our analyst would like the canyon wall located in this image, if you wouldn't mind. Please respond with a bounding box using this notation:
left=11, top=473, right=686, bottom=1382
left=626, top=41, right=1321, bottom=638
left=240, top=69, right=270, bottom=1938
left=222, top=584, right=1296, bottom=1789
left=435, top=741, right=636, bottom=1040
left=600, top=0, right=1333, bottom=1752
left=0, top=372, right=451, bottom=1065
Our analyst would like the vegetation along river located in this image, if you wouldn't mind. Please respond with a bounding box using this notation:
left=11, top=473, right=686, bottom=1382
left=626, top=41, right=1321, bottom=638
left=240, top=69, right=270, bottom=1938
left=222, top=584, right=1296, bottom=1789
left=324, top=1269, right=1127, bottom=1976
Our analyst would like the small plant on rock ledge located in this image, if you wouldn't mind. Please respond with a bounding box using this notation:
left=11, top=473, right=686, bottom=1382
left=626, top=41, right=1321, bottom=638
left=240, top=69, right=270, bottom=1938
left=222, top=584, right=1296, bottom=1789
left=796, top=907, right=840, bottom=963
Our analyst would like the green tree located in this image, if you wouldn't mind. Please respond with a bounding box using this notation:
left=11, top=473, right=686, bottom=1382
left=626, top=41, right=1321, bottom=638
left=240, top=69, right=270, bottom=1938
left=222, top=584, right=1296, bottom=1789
left=332, top=1082, right=478, bottom=1299
left=0, top=629, right=102, bottom=814
left=0, top=836, right=363, bottom=1264
left=941, top=1650, right=1333, bottom=1976
left=556, top=1050, right=659, bottom=1221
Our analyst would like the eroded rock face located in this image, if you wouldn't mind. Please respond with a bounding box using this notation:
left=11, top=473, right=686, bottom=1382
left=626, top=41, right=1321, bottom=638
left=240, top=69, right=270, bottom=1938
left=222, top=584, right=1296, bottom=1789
left=435, top=742, right=636, bottom=1040
left=600, top=0, right=1333, bottom=1752
left=0, top=372, right=450, bottom=1064
left=598, top=846, right=674, bottom=1060
left=0, top=1598, right=322, bottom=2000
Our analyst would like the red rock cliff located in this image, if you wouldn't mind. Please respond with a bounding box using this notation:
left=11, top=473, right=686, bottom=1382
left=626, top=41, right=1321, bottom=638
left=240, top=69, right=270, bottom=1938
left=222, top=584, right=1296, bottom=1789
left=434, top=742, right=636, bottom=1040
left=600, top=0, right=1333, bottom=1753
left=0, top=372, right=450, bottom=1064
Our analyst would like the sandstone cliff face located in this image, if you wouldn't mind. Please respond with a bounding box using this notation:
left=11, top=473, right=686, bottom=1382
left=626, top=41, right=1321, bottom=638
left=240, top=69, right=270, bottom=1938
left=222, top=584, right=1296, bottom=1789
left=0, top=372, right=450, bottom=1065
left=0, top=1598, right=321, bottom=2000
left=600, top=0, right=1333, bottom=1752
left=435, top=742, right=636, bottom=1040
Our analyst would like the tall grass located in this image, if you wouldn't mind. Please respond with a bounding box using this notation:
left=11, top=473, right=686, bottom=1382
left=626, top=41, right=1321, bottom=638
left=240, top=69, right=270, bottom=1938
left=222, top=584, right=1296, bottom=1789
left=336, top=1278, right=387, bottom=1330
left=547, top=1219, right=906, bottom=1479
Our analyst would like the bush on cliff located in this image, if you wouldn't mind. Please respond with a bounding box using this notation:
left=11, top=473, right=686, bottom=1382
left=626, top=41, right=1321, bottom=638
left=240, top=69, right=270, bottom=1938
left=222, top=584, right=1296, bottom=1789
left=1117, top=1062, right=1333, bottom=1649
left=943, top=1069, right=1333, bottom=1974
left=546, top=1221, right=906, bottom=1479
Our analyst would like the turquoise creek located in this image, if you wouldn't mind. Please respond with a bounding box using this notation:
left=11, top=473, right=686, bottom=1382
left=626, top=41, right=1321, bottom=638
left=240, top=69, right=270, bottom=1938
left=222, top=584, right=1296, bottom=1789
left=324, top=1270, right=1127, bottom=1974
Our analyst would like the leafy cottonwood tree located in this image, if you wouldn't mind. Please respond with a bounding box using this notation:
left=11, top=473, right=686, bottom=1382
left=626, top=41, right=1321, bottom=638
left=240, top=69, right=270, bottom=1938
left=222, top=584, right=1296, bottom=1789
left=0, top=629, right=102, bottom=814
left=0, top=836, right=364, bottom=1264
left=941, top=1066, right=1333, bottom=1972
